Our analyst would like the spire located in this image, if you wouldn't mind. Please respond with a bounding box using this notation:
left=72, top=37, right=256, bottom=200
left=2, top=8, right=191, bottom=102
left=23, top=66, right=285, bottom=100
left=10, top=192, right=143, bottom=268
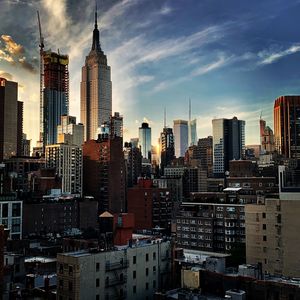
left=91, top=0, right=101, bottom=51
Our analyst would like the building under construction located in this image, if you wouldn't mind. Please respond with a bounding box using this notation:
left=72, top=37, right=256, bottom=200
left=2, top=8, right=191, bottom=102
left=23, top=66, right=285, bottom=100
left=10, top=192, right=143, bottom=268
left=43, top=50, right=69, bottom=146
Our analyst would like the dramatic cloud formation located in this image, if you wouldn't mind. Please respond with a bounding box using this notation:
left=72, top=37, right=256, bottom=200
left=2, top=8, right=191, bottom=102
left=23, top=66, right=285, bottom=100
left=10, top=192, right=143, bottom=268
left=1, top=35, right=24, bottom=55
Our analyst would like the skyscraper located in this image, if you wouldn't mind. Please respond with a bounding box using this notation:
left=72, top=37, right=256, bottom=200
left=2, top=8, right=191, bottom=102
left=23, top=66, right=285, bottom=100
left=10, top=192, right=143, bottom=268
left=80, top=9, right=112, bottom=141
left=160, top=127, right=175, bottom=172
left=0, top=78, right=18, bottom=161
left=189, top=119, right=197, bottom=146
left=274, top=96, right=300, bottom=159
left=43, top=50, right=69, bottom=146
left=259, top=118, right=275, bottom=154
left=173, top=120, right=188, bottom=158
left=138, top=122, right=152, bottom=160
left=212, top=117, right=245, bottom=177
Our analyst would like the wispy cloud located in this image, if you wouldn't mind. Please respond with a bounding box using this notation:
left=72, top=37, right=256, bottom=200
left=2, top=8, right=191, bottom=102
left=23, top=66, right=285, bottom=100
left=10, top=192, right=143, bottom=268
left=259, top=44, right=300, bottom=65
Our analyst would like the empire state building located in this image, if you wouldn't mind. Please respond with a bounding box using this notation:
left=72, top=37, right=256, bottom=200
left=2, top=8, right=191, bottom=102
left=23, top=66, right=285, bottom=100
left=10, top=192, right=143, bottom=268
left=80, top=9, right=112, bottom=141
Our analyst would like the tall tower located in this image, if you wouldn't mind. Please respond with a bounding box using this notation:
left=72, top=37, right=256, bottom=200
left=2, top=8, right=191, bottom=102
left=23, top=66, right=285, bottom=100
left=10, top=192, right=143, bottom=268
left=274, top=96, right=300, bottom=159
left=173, top=120, right=188, bottom=158
left=138, top=123, right=152, bottom=160
left=212, top=117, right=245, bottom=177
left=80, top=6, right=112, bottom=141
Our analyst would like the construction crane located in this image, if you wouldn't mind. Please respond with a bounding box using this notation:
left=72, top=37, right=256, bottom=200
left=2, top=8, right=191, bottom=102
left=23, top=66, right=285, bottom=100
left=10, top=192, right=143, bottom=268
left=37, top=10, right=44, bottom=149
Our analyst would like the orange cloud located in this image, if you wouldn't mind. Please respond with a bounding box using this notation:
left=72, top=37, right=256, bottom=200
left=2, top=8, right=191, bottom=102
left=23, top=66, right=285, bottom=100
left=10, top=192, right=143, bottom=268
left=1, top=35, right=24, bottom=55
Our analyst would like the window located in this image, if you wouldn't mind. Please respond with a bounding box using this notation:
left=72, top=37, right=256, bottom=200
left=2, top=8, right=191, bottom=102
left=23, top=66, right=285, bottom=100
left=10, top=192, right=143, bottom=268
left=262, top=212, right=266, bottom=219
left=133, top=270, right=136, bottom=279
left=146, top=282, right=149, bottom=290
left=12, top=203, right=21, bottom=217
left=133, top=286, right=136, bottom=294
left=96, top=278, right=100, bottom=287
left=263, top=236, right=267, bottom=241
left=153, top=266, right=156, bottom=273
left=69, top=266, right=73, bottom=275
left=263, top=224, right=266, bottom=230
left=153, top=252, right=156, bottom=260
left=153, top=280, right=156, bottom=288
left=96, top=262, right=100, bottom=271
left=146, top=268, right=149, bottom=276
left=68, top=281, right=73, bottom=291
left=133, top=255, right=136, bottom=264
left=146, top=253, right=149, bottom=261
left=2, top=203, right=8, bottom=218
left=59, top=264, right=63, bottom=274
left=59, top=279, right=63, bottom=288
left=96, top=295, right=99, bottom=300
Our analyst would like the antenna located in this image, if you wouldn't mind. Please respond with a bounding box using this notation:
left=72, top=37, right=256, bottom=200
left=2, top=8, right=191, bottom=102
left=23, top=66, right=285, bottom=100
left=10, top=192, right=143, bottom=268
left=37, top=10, right=45, bottom=149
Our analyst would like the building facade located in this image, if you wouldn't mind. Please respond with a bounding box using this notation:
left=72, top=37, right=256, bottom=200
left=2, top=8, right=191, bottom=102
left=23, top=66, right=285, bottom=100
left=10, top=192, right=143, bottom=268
left=57, top=115, right=84, bottom=147
left=212, top=117, right=245, bottom=177
left=173, top=120, right=188, bottom=158
left=0, top=78, right=18, bottom=161
left=43, top=51, right=69, bottom=146
left=57, top=239, right=171, bottom=300
left=45, top=144, right=82, bottom=195
left=138, top=122, right=152, bottom=160
left=83, top=135, right=125, bottom=213
left=80, top=12, right=112, bottom=141
left=259, top=118, right=275, bottom=154
left=160, top=128, right=175, bottom=172
left=274, top=95, right=300, bottom=159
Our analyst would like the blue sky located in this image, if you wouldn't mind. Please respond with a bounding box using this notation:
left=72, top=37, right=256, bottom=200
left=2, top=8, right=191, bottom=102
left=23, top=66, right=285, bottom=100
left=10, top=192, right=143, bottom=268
left=1, top=0, right=300, bottom=146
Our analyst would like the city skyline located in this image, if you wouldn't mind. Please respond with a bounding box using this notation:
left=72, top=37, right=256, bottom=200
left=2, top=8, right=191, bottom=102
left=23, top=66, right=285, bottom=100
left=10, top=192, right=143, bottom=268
left=1, top=0, right=300, bottom=147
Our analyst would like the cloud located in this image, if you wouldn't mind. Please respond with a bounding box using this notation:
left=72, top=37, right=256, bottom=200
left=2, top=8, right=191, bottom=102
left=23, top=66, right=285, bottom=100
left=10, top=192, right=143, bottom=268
left=1, top=34, right=24, bottom=55
left=0, top=70, right=13, bottom=80
left=191, top=54, right=232, bottom=76
left=159, top=5, right=172, bottom=15
left=0, top=49, right=14, bottom=62
left=18, top=56, right=36, bottom=73
left=259, top=44, right=300, bottom=65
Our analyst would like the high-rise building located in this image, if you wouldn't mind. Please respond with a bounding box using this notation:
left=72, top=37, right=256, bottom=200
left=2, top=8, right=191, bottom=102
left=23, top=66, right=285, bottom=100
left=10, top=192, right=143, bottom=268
left=124, top=142, right=142, bottom=187
left=189, top=119, right=197, bottom=146
left=274, top=96, right=300, bottom=159
left=57, top=115, right=84, bottom=146
left=83, top=135, right=125, bottom=213
left=17, top=101, right=23, bottom=156
left=259, top=118, right=275, bottom=154
left=138, top=122, right=151, bottom=160
left=212, top=117, right=245, bottom=177
left=198, top=136, right=213, bottom=177
left=160, top=128, right=175, bottom=172
left=22, top=134, right=31, bottom=156
left=45, top=144, right=82, bottom=195
left=0, top=78, right=18, bottom=161
left=173, top=120, right=188, bottom=158
left=43, top=51, right=69, bottom=146
left=110, top=112, right=123, bottom=138
left=81, top=9, right=112, bottom=141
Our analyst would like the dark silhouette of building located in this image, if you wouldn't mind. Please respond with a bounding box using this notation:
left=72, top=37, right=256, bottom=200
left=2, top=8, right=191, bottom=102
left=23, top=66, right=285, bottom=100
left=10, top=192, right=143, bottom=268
left=83, top=134, right=126, bottom=213
left=274, top=96, right=300, bottom=159
left=198, top=136, right=213, bottom=177
left=127, top=178, right=171, bottom=233
left=160, top=128, right=175, bottom=173
left=0, top=78, right=18, bottom=161
left=124, top=142, right=142, bottom=187
left=212, top=117, right=245, bottom=177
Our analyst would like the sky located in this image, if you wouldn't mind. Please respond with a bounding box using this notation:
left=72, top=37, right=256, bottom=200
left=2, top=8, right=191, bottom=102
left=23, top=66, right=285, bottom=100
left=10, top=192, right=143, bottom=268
left=1, top=0, right=300, bottom=147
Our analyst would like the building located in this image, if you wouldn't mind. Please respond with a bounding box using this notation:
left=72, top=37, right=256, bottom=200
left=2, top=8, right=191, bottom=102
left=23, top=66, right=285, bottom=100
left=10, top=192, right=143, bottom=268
left=0, top=78, right=18, bottom=161
left=4, top=156, right=45, bottom=193
left=43, top=50, right=69, bottom=146
left=175, top=188, right=257, bottom=253
left=83, top=135, right=125, bottom=213
left=57, top=115, right=84, bottom=147
left=274, top=95, right=300, bottom=158
left=22, top=134, right=31, bottom=156
left=57, top=236, right=171, bottom=300
left=160, top=128, right=175, bottom=172
left=80, top=10, right=112, bottom=141
left=127, top=178, right=172, bottom=233
left=23, top=194, right=98, bottom=237
left=123, top=142, right=142, bottom=187
left=45, top=144, right=82, bottom=195
left=259, top=118, right=275, bottom=154
left=138, top=122, right=152, bottom=160
left=198, top=136, right=213, bottom=177
left=189, top=119, right=197, bottom=146
left=17, top=101, right=23, bottom=157
left=173, top=120, right=188, bottom=158
left=245, top=166, right=300, bottom=277
left=0, top=194, right=22, bottom=239
left=212, top=117, right=245, bottom=177
left=111, top=112, right=123, bottom=138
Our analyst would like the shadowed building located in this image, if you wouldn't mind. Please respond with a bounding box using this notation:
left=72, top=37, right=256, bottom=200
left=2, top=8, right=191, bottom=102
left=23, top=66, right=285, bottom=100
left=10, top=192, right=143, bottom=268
left=274, top=96, right=300, bottom=159
left=81, top=9, right=112, bottom=141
